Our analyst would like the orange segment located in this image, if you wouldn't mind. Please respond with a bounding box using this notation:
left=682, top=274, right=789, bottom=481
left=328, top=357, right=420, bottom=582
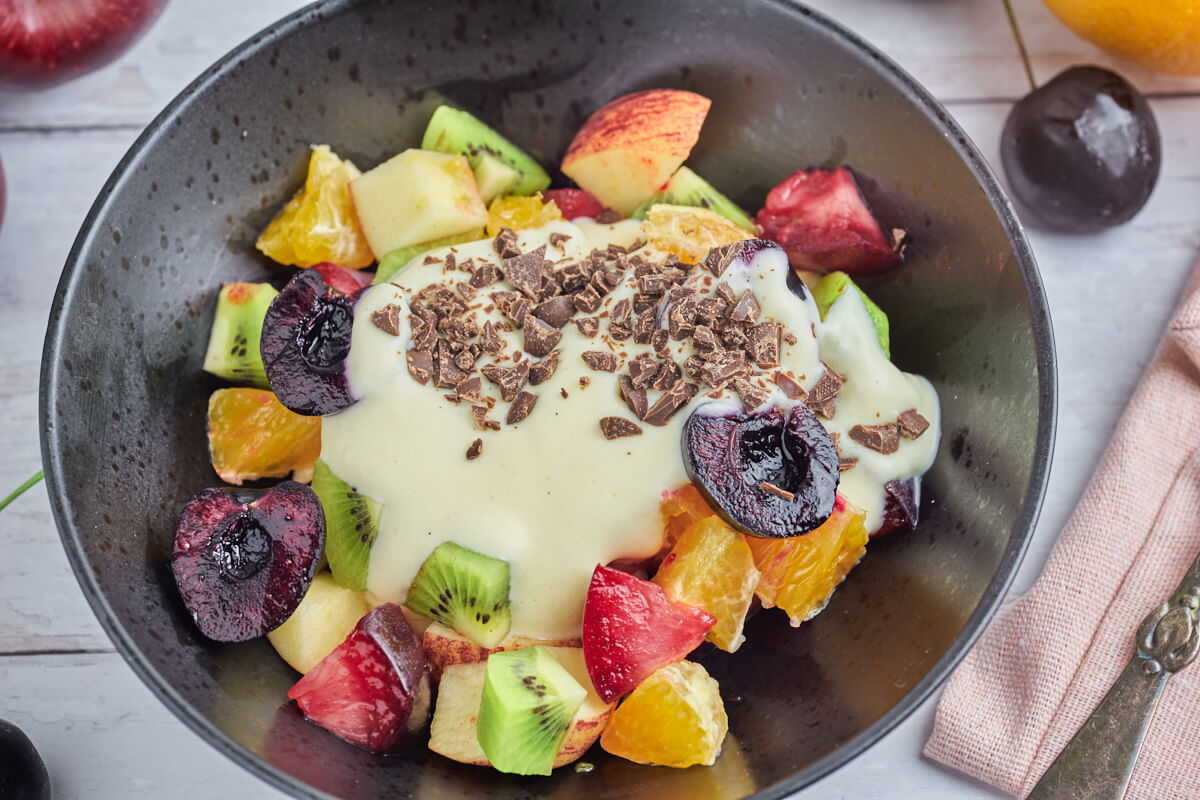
left=256, top=144, right=374, bottom=269
left=641, top=204, right=754, bottom=264
left=207, top=388, right=321, bottom=485
left=599, top=660, right=727, bottom=768
left=485, top=193, right=563, bottom=236
left=746, top=495, right=869, bottom=626
left=653, top=516, right=760, bottom=653
left=660, top=483, right=716, bottom=552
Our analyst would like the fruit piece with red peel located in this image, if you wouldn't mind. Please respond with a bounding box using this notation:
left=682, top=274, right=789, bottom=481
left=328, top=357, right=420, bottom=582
left=873, top=477, right=920, bottom=538
left=755, top=166, right=904, bottom=274
left=288, top=603, right=431, bottom=753
left=541, top=188, right=606, bottom=221
left=561, top=89, right=711, bottom=216
left=0, top=0, right=166, bottom=89
left=309, top=261, right=372, bottom=295
left=171, top=481, right=324, bottom=642
left=582, top=564, right=715, bottom=704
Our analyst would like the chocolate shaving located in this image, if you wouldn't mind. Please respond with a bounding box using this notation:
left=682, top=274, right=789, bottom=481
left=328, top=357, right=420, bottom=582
left=574, top=316, right=600, bottom=337
left=642, top=380, right=698, bottom=426
left=759, top=481, right=795, bottom=501
left=549, top=231, right=572, bottom=249
left=596, top=208, right=623, bottom=224
left=783, top=331, right=798, bottom=346
left=533, top=295, right=575, bottom=329
left=493, top=227, right=520, bottom=259
left=503, top=245, right=548, bottom=300
left=581, top=351, right=618, bottom=372
left=506, top=391, right=537, bottom=425
left=618, top=374, right=649, bottom=419
left=897, top=409, right=930, bottom=439
left=600, top=416, right=643, bottom=439
left=406, top=349, right=433, bottom=385
left=469, top=262, right=501, bottom=288
left=528, top=350, right=560, bottom=385
left=523, top=314, right=562, bottom=358
left=773, top=370, right=805, bottom=399
left=848, top=423, right=900, bottom=455
left=730, top=290, right=761, bottom=324
left=466, top=438, right=483, bottom=460
left=370, top=303, right=403, bottom=336
left=746, top=323, right=781, bottom=367
left=479, top=320, right=505, bottom=354
left=471, top=406, right=501, bottom=431
left=579, top=375, right=591, bottom=389
left=838, top=455, right=858, bottom=471
left=481, top=360, right=530, bottom=402
left=422, top=254, right=440, bottom=265
left=443, top=253, right=457, bottom=272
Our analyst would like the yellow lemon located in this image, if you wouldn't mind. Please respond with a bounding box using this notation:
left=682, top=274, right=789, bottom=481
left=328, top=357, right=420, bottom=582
left=1044, top=0, right=1200, bottom=76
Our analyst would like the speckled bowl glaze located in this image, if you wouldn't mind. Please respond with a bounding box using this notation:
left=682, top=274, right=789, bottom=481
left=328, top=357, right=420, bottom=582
left=40, top=1, right=1055, bottom=797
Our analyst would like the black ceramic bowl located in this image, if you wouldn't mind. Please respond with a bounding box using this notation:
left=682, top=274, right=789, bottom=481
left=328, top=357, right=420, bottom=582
left=40, top=1, right=1055, bottom=797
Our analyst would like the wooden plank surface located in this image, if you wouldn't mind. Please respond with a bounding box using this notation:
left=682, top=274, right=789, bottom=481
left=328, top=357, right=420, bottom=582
left=1, top=0, right=1198, bottom=797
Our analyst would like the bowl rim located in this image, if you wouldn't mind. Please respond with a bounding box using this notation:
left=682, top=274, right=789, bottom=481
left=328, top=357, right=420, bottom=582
left=38, top=0, right=1057, bottom=797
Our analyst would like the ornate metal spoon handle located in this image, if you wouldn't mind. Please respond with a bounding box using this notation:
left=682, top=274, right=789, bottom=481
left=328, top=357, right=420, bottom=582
left=1028, top=554, right=1200, bottom=800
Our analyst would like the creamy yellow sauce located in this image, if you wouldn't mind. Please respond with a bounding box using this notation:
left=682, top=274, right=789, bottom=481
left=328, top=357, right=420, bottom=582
left=320, top=221, right=939, bottom=639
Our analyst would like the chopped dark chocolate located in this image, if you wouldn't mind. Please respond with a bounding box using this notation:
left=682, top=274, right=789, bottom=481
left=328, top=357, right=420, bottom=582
left=469, top=261, right=501, bottom=288
left=699, top=351, right=748, bottom=388
left=627, top=353, right=658, bottom=389
left=808, top=397, right=836, bottom=419
left=455, top=376, right=486, bottom=406
left=806, top=364, right=844, bottom=404
left=479, top=320, right=505, bottom=354
left=466, top=438, right=483, bottom=460
left=652, top=359, right=682, bottom=391
left=557, top=263, right=587, bottom=292
left=370, top=303, right=403, bottom=336
left=720, top=326, right=748, bottom=348
left=609, top=324, right=632, bottom=342
left=523, top=314, right=562, bottom=358
left=746, top=323, right=781, bottom=367
left=668, top=294, right=697, bottom=340
left=454, top=348, right=478, bottom=372
left=632, top=293, right=657, bottom=314
left=579, top=375, right=591, bottom=389
left=533, top=295, right=575, bottom=329
left=503, top=245, right=548, bottom=300
left=849, top=423, right=900, bottom=455
left=692, top=325, right=722, bottom=353
left=433, top=340, right=469, bottom=388
left=596, top=208, right=623, bottom=224
left=574, top=316, right=600, bottom=337
left=422, top=254, right=440, bottom=265
left=729, top=290, right=761, bottom=324
left=581, top=350, right=618, bottom=372
left=549, top=231, right=572, bottom=249
left=643, top=380, right=698, bottom=426
left=600, top=416, right=643, bottom=439
left=733, top=378, right=769, bottom=412
left=638, top=273, right=671, bottom=297
left=783, top=330, right=798, bottom=346
left=506, top=391, right=537, bottom=425
left=715, top=281, right=738, bottom=304
left=471, top=406, right=501, bottom=431
left=574, top=286, right=603, bottom=314
left=528, top=350, right=560, bottom=385
left=456, top=281, right=477, bottom=301
left=697, top=297, right=728, bottom=324
left=406, top=349, right=433, bottom=385
left=773, top=370, right=805, bottom=399
left=618, top=374, right=648, bottom=419
left=612, top=298, right=632, bottom=328
left=683, top=355, right=705, bottom=380
left=493, top=227, right=520, bottom=259
left=897, top=409, right=931, bottom=439
left=633, top=309, right=656, bottom=344
left=481, top=360, right=530, bottom=402
left=838, top=455, right=858, bottom=471
left=759, top=481, right=795, bottom=501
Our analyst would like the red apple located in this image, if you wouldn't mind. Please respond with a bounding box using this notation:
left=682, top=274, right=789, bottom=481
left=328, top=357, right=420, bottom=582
left=561, top=89, right=710, bottom=216
left=0, top=0, right=167, bottom=89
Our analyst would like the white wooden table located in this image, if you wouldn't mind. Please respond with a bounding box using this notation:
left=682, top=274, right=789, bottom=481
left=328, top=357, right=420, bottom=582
left=2, top=1, right=1198, bottom=797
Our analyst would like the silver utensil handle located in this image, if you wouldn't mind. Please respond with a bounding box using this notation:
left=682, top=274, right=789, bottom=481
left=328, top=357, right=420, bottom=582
left=1028, top=583, right=1200, bottom=800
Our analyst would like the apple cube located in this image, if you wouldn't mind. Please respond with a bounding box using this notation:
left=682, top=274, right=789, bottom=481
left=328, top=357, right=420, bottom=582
left=267, top=572, right=372, bottom=674
left=428, top=647, right=613, bottom=769
left=421, top=620, right=580, bottom=683
left=561, top=89, right=711, bottom=215
left=349, top=149, right=488, bottom=257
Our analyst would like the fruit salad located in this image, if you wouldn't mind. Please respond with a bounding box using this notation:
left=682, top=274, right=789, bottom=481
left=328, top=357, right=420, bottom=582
left=173, top=89, right=940, bottom=775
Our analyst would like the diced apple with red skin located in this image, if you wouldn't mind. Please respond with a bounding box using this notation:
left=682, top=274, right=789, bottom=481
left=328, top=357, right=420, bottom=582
left=287, top=602, right=431, bottom=753
left=582, top=564, right=715, bottom=704
left=309, top=261, right=372, bottom=295
left=541, top=188, right=607, bottom=221
left=755, top=166, right=904, bottom=274
left=561, top=89, right=711, bottom=216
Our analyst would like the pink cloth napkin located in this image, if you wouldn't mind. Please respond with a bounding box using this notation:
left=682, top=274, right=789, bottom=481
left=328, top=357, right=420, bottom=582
left=924, top=260, right=1200, bottom=799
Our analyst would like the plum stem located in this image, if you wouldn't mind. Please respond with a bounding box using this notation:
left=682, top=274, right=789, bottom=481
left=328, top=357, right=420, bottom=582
left=1002, top=0, right=1037, bottom=92
left=0, top=470, right=44, bottom=513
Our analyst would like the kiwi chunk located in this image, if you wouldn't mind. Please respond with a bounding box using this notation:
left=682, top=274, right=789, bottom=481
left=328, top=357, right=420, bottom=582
left=310, top=459, right=382, bottom=591
left=477, top=647, right=586, bottom=775
left=202, top=282, right=278, bottom=388
left=812, top=271, right=890, bottom=358
left=372, top=229, right=483, bottom=285
left=631, top=166, right=754, bottom=231
left=422, top=106, right=550, bottom=196
left=404, top=541, right=511, bottom=647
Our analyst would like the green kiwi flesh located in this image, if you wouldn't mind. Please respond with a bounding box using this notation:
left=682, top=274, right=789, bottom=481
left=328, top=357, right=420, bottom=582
left=421, top=106, right=550, bottom=196
left=372, top=230, right=482, bottom=285
left=202, top=282, right=278, bottom=388
left=630, top=165, right=755, bottom=231
left=404, top=541, right=512, bottom=647
left=476, top=647, right=586, bottom=775
left=812, top=271, right=891, bottom=358
left=310, top=459, right=382, bottom=590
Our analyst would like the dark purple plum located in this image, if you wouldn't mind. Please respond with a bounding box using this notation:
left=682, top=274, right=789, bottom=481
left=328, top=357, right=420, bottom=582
left=873, top=477, right=920, bottom=538
left=261, top=269, right=361, bottom=416
left=0, top=719, right=49, bottom=800
left=172, top=481, right=324, bottom=642
left=1001, top=65, right=1160, bottom=232
left=683, top=403, right=839, bottom=538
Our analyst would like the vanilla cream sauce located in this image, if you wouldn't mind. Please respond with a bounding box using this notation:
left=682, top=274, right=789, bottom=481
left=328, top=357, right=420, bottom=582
left=320, top=221, right=939, bottom=640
